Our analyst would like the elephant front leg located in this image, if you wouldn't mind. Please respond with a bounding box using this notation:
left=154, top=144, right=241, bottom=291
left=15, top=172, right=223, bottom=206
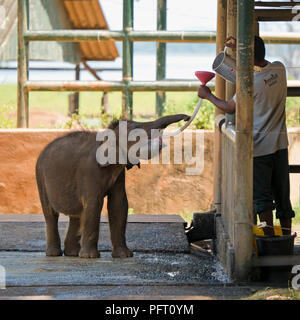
left=107, top=171, right=133, bottom=258
left=79, top=200, right=103, bottom=258
left=64, top=217, right=81, bottom=256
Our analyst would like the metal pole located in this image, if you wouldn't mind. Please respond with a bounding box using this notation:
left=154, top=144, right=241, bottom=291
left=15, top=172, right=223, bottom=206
left=17, top=0, right=29, bottom=128
left=24, top=80, right=212, bottom=92
left=122, top=0, right=134, bottom=119
left=234, top=0, right=254, bottom=281
left=156, top=0, right=167, bottom=117
left=226, top=0, right=237, bottom=126
left=74, top=63, right=80, bottom=114
left=24, top=30, right=300, bottom=44
left=213, top=0, right=227, bottom=213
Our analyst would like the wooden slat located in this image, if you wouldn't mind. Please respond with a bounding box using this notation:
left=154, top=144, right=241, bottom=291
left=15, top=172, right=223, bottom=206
left=252, top=254, right=300, bottom=267
left=290, top=165, right=300, bottom=174
left=255, top=9, right=298, bottom=21
left=62, top=0, right=119, bottom=61
left=255, top=1, right=300, bottom=8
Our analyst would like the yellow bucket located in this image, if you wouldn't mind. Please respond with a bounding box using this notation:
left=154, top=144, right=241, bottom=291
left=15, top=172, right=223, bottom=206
left=252, top=225, right=283, bottom=255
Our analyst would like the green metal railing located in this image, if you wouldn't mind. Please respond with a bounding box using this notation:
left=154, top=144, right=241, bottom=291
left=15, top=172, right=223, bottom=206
left=17, top=0, right=300, bottom=127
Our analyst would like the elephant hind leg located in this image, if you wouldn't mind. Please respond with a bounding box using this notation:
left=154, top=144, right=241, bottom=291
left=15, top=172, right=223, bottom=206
left=107, top=170, right=133, bottom=258
left=38, top=185, right=62, bottom=256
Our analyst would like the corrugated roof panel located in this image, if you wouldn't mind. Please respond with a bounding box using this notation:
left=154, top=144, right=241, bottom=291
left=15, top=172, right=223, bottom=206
left=63, top=0, right=119, bottom=61
left=0, top=0, right=119, bottom=62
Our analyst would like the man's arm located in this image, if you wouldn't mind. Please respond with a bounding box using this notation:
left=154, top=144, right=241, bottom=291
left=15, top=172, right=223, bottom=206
left=198, top=85, right=236, bottom=114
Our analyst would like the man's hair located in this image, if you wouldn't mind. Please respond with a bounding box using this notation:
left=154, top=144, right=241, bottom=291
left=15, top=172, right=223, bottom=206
left=254, top=36, right=265, bottom=62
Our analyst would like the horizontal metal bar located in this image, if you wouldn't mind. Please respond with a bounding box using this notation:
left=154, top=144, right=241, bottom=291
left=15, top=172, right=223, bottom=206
left=0, top=67, right=122, bottom=72
left=262, top=32, right=300, bottom=44
left=129, top=31, right=216, bottom=42
left=24, top=80, right=215, bottom=92
left=128, top=80, right=214, bottom=91
left=24, top=30, right=300, bottom=44
left=252, top=254, right=300, bottom=267
left=24, top=30, right=125, bottom=42
left=24, top=79, right=300, bottom=94
left=25, top=81, right=125, bottom=92
left=25, top=81, right=214, bottom=91
left=23, top=30, right=216, bottom=43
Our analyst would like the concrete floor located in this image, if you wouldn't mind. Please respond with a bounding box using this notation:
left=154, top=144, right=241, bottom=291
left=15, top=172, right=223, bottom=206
left=0, top=214, right=260, bottom=300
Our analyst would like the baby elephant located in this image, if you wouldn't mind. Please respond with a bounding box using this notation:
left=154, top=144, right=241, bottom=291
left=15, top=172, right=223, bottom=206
left=36, top=114, right=190, bottom=258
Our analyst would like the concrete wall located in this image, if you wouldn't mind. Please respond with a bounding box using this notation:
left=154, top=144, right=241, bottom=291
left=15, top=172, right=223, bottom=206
left=0, top=128, right=299, bottom=215
left=0, top=129, right=214, bottom=214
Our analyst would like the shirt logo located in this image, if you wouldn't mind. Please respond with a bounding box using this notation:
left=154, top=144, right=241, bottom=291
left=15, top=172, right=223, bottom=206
left=264, top=73, right=278, bottom=87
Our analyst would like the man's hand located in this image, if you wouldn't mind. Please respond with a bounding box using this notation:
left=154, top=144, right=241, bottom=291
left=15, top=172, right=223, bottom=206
left=198, top=85, right=212, bottom=100
left=225, top=36, right=237, bottom=51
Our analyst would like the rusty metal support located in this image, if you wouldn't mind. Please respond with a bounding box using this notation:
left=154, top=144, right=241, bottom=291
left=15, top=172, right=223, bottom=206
left=24, top=30, right=216, bottom=43
left=24, top=80, right=214, bottom=92
left=122, top=0, right=134, bottom=119
left=17, top=0, right=29, bottom=128
left=234, top=0, right=254, bottom=281
left=226, top=0, right=237, bottom=126
left=213, top=0, right=227, bottom=213
left=24, top=30, right=300, bottom=44
left=156, top=0, right=167, bottom=117
left=73, top=63, right=80, bottom=114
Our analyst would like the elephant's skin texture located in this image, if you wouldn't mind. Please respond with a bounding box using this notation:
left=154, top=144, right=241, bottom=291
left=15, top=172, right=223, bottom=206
left=35, top=114, right=190, bottom=258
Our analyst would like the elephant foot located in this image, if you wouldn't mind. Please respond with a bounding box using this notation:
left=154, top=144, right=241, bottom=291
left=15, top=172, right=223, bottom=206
left=79, top=247, right=100, bottom=259
left=64, top=245, right=80, bottom=257
left=112, top=247, right=133, bottom=259
left=46, top=246, right=63, bottom=257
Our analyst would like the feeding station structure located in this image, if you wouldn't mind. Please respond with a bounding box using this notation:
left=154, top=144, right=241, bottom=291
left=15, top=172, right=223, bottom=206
left=15, top=0, right=300, bottom=281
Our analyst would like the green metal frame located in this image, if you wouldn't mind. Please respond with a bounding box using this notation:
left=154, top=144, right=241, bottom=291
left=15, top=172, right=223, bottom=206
left=156, top=0, right=167, bottom=117
left=17, top=0, right=300, bottom=128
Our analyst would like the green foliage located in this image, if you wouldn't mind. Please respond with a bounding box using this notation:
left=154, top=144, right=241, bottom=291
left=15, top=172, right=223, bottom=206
left=293, top=202, right=300, bottom=226
left=0, top=103, right=15, bottom=128
left=128, top=208, right=135, bottom=215
left=178, top=211, right=194, bottom=223
left=163, top=93, right=215, bottom=129
left=55, top=111, right=116, bottom=130
left=286, top=97, right=300, bottom=127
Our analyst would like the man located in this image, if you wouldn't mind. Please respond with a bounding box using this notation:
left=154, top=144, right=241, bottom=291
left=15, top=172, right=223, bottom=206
left=198, top=36, right=295, bottom=236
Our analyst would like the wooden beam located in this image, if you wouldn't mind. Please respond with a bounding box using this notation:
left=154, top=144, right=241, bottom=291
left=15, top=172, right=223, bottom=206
left=213, top=0, right=227, bottom=213
left=226, top=0, right=237, bottom=126
left=234, top=0, right=255, bottom=281
left=255, top=9, right=299, bottom=21
left=17, top=0, right=29, bottom=128
left=156, top=0, right=167, bottom=117
left=81, top=60, right=102, bottom=81
left=255, top=1, right=300, bottom=8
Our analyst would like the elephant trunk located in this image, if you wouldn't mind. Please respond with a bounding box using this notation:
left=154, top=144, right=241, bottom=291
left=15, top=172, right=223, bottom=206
left=163, top=99, right=202, bottom=138
left=138, top=114, right=190, bottom=133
